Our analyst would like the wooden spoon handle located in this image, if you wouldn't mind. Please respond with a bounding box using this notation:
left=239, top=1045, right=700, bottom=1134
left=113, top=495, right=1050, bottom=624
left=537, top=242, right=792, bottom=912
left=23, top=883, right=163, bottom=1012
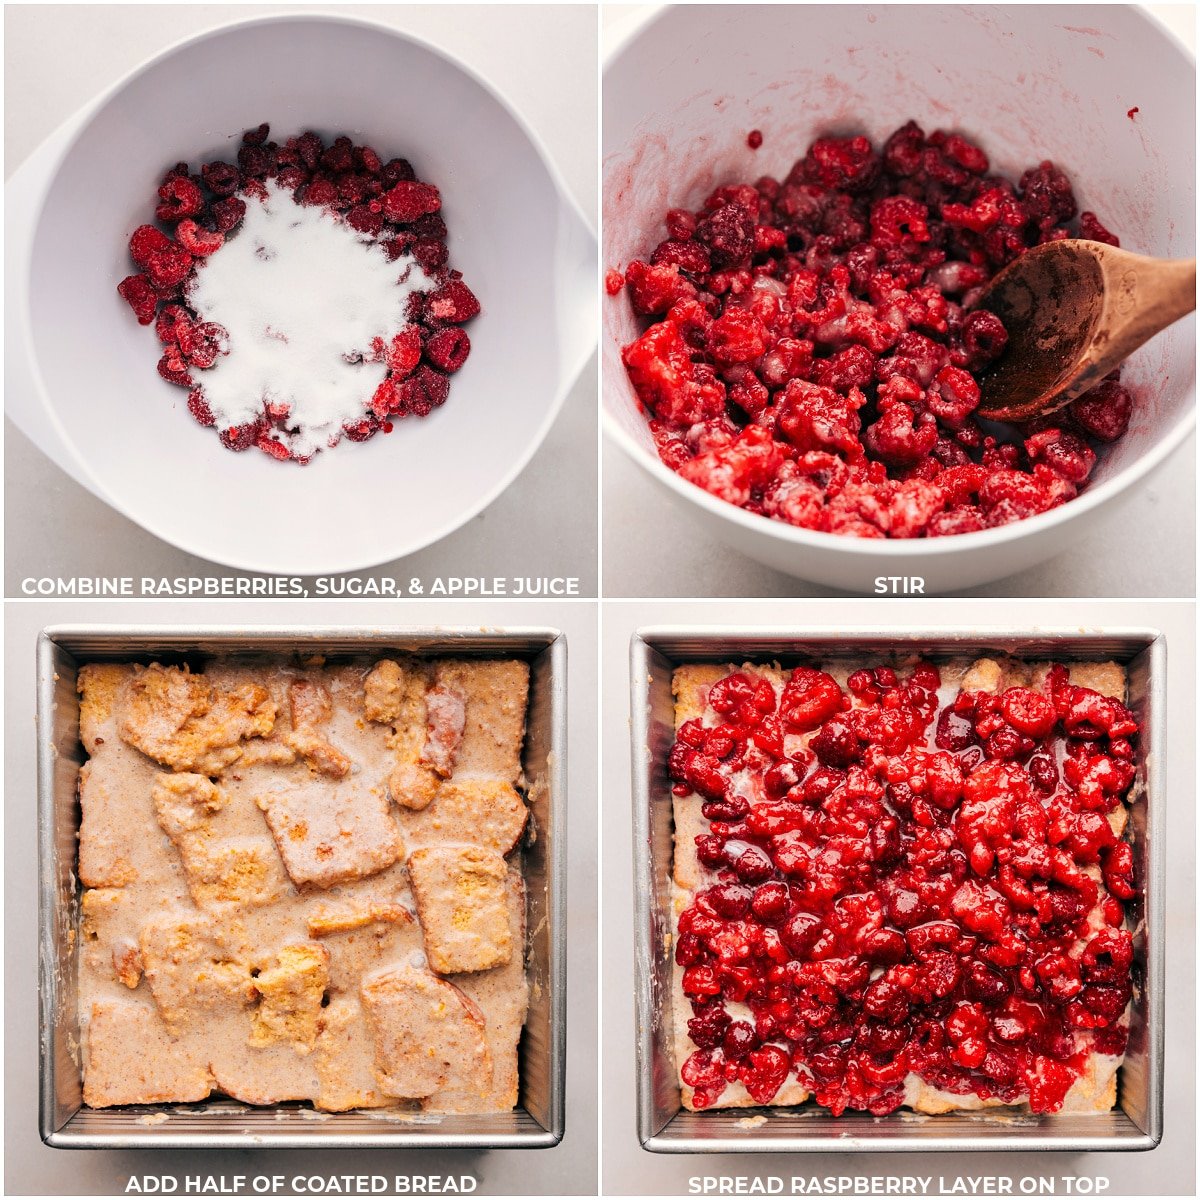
left=1091, top=249, right=1196, bottom=378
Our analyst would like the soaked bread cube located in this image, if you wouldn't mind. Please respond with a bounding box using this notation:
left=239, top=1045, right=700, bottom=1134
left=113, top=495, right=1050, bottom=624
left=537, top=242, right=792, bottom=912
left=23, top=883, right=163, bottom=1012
left=402, top=779, right=528, bottom=857
left=435, top=661, right=529, bottom=782
left=257, top=778, right=404, bottom=889
left=153, top=774, right=284, bottom=908
left=118, top=664, right=276, bottom=774
left=314, top=997, right=397, bottom=1111
left=388, top=760, right=441, bottom=811
left=407, top=847, right=512, bottom=974
left=361, top=965, right=492, bottom=1099
left=77, top=664, right=133, bottom=754
left=139, top=910, right=254, bottom=1034
left=83, top=1000, right=213, bottom=1107
left=249, top=943, right=330, bottom=1053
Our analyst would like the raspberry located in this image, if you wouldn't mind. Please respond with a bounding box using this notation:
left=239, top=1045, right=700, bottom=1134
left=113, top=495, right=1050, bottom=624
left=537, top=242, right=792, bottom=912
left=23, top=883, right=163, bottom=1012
left=242, top=122, right=270, bottom=146
left=155, top=176, right=203, bottom=222
left=301, top=178, right=339, bottom=208
left=186, top=389, right=216, bottom=427
left=321, top=137, right=354, bottom=173
left=412, top=238, right=448, bottom=273
left=393, top=366, right=450, bottom=418
left=1070, top=380, right=1132, bottom=442
left=346, top=204, right=385, bottom=237
left=129, top=224, right=172, bottom=267
left=426, top=280, right=481, bottom=324
left=201, top=160, right=241, bottom=196
left=341, top=415, right=382, bottom=443
left=605, top=270, right=625, bottom=296
left=425, top=327, right=471, bottom=373
left=411, top=212, right=448, bottom=240
left=1078, top=212, right=1119, bottom=246
left=381, top=158, right=417, bottom=187
left=156, top=349, right=193, bottom=387
left=211, top=197, right=247, bottom=233
left=255, top=433, right=292, bottom=461
left=117, top=274, right=158, bottom=325
left=155, top=304, right=190, bottom=345
left=143, top=244, right=193, bottom=291
left=385, top=327, right=423, bottom=378
left=382, top=180, right=442, bottom=224
left=623, top=260, right=695, bottom=316
left=693, top=203, right=756, bottom=270
left=175, top=219, right=224, bottom=256
left=803, top=135, right=880, bottom=192
left=1019, top=162, right=1077, bottom=227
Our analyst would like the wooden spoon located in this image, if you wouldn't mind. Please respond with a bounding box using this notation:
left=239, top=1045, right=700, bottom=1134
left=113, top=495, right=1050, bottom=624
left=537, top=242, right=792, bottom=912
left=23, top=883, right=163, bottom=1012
left=973, top=239, right=1195, bottom=423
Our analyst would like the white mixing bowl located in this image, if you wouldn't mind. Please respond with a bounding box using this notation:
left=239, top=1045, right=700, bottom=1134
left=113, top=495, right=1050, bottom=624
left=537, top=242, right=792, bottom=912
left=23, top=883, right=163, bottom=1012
left=603, top=4, right=1195, bottom=593
left=11, top=13, right=595, bottom=575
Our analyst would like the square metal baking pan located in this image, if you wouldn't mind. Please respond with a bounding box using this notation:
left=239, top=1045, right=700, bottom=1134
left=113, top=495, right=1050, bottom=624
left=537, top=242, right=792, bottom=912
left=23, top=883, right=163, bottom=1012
left=38, top=625, right=567, bottom=1150
left=631, top=626, right=1165, bottom=1153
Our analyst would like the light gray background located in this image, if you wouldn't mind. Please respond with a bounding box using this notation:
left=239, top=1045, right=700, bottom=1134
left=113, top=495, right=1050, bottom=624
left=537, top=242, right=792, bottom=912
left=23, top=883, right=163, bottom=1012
left=4, top=4, right=598, bottom=596
left=5, top=599, right=598, bottom=1197
left=601, top=4, right=1195, bottom=600
left=601, top=599, right=1196, bottom=1195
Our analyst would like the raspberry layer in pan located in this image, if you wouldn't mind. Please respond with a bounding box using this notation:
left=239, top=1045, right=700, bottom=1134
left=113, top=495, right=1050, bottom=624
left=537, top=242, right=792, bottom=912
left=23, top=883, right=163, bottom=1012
left=669, top=656, right=1139, bottom=1116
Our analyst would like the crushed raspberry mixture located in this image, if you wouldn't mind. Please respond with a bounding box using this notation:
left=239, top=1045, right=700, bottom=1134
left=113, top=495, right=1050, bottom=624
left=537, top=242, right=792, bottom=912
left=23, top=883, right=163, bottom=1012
left=672, top=661, right=1140, bottom=1115
left=615, top=122, right=1135, bottom=537
left=118, top=124, right=480, bottom=463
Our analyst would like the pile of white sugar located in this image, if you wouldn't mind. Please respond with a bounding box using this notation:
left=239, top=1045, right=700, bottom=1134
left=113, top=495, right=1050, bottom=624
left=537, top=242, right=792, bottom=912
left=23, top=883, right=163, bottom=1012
left=186, top=180, right=432, bottom=458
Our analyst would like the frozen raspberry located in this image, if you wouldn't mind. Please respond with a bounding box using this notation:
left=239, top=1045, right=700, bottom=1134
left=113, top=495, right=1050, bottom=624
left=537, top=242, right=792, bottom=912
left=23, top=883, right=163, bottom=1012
left=175, top=219, right=224, bottom=256
left=356, top=145, right=383, bottom=174
left=237, top=144, right=273, bottom=178
left=321, top=137, right=355, bottom=173
left=1070, top=380, right=1133, bottom=442
left=623, top=260, right=695, bottom=316
left=186, top=389, right=216, bottom=427
left=1019, top=161, right=1077, bottom=227
left=155, top=176, right=204, bottom=222
left=242, top=122, right=270, bottom=146
left=156, top=349, right=193, bottom=387
left=425, top=327, right=471, bottom=373
left=426, top=280, right=481, bottom=324
left=211, top=197, right=247, bottom=233
left=393, top=366, right=451, bottom=418
left=255, top=433, right=292, bottom=461
left=129, top=224, right=172, bottom=267
left=117, top=274, right=158, bottom=325
left=412, top=238, right=449, bottom=273
left=341, top=415, right=382, bottom=443
left=384, top=327, right=423, bottom=378
left=693, top=203, right=756, bottom=270
left=177, top=320, right=229, bottom=370
left=142, top=244, right=194, bottom=291
left=201, top=161, right=241, bottom=196
left=411, top=212, right=448, bottom=241
left=301, top=178, right=339, bottom=208
left=382, top=180, right=442, bottom=224
left=1079, top=212, right=1120, bottom=246
left=154, top=304, right=190, bottom=345
left=381, top=158, right=417, bottom=188
left=803, top=135, right=880, bottom=192
left=346, top=204, right=385, bottom=237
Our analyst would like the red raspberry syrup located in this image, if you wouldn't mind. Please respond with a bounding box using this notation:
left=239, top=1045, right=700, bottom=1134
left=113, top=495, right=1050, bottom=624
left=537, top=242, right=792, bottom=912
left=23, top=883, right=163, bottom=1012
left=672, top=661, right=1140, bottom=1114
left=615, top=122, right=1134, bottom=537
left=118, top=124, right=480, bottom=464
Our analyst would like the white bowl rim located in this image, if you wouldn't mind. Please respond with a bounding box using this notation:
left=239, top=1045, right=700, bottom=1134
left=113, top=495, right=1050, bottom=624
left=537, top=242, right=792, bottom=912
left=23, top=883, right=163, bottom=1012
left=602, top=2, right=1197, bottom=563
left=20, top=9, right=597, bottom=576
